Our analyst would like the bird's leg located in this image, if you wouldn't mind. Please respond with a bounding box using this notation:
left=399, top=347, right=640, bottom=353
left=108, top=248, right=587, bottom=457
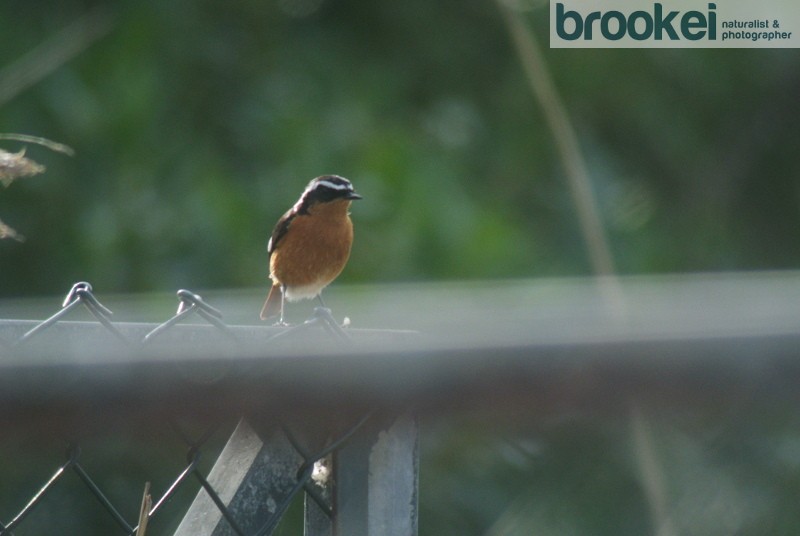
left=313, top=292, right=334, bottom=320
left=315, top=293, right=333, bottom=316
left=312, top=294, right=350, bottom=340
left=279, top=284, right=287, bottom=325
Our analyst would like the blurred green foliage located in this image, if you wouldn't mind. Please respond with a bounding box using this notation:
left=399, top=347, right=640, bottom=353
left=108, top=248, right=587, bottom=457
left=1, top=0, right=797, bottom=298
left=2, top=1, right=800, bottom=535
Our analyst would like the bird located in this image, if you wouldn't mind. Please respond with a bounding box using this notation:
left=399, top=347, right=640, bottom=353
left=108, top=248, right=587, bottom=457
left=260, top=175, right=361, bottom=324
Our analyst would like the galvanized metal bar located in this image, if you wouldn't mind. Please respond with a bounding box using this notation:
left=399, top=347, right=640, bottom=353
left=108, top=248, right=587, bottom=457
left=333, top=413, right=419, bottom=536
left=173, top=419, right=304, bottom=536
left=304, top=487, right=333, bottom=536
left=2, top=275, right=800, bottom=536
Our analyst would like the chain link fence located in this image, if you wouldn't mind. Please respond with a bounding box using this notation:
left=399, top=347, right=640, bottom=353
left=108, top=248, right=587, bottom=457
left=0, top=282, right=417, bottom=536
left=4, top=274, right=800, bottom=535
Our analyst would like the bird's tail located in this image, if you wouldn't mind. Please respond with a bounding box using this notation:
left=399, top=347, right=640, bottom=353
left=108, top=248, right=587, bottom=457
left=260, top=283, right=282, bottom=320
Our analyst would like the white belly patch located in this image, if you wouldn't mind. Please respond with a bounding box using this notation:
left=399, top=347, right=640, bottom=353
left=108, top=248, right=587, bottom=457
left=284, top=281, right=329, bottom=302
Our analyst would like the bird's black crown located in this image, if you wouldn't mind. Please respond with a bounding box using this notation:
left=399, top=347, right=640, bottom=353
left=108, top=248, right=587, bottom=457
left=297, top=175, right=361, bottom=211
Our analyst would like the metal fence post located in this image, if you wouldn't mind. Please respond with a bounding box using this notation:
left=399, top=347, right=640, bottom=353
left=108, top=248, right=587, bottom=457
left=303, top=474, right=333, bottom=536
left=332, top=412, right=419, bottom=536
left=173, top=419, right=303, bottom=536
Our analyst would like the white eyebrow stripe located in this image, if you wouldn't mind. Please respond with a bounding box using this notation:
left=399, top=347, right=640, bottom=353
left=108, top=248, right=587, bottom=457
left=313, top=179, right=352, bottom=191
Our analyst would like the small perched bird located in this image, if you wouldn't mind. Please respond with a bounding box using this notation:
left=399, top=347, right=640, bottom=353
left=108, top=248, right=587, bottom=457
left=260, top=175, right=361, bottom=324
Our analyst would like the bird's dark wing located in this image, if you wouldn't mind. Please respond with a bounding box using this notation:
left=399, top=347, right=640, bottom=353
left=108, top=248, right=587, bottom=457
left=268, top=208, right=295, bottom=257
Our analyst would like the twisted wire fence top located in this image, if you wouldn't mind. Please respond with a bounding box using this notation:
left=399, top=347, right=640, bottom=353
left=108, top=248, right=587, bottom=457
left=0, top=282, right=387, bottom=536
left=7, top=282, right=358, bottom=352
left=3, top=275, right=800, bottom=534
left=3, top=274, right=800, bottom=415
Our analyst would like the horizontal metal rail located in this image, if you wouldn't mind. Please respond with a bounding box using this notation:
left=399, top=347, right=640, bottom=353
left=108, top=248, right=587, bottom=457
left=1, top=274, right=800, bottom=535
left=1, top=274, right=800, bottom=424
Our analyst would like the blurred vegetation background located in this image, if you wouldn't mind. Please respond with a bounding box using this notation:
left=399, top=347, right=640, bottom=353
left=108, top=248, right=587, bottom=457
left=2, top=0, right=800, bottom=534
left=1, top=0, right=798, bottom=297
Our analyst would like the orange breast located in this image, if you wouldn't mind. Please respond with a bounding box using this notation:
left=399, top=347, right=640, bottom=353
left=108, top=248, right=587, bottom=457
left=270, top=199, right=354, bottom=289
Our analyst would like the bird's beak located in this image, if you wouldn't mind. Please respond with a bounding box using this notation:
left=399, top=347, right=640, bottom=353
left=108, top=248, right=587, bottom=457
left=346, top=191, right=363, bottom=200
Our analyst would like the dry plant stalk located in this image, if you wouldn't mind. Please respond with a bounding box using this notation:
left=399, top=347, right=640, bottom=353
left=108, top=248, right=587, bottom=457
left=0, top=147, right=46, bottom=187
left=0, top=133, right=74, bottom=241
left=135, top=481, right=152, bottom=536
left=0, top=147, right=46, bottom=242
left=0, top=219, right=23, bottom=241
